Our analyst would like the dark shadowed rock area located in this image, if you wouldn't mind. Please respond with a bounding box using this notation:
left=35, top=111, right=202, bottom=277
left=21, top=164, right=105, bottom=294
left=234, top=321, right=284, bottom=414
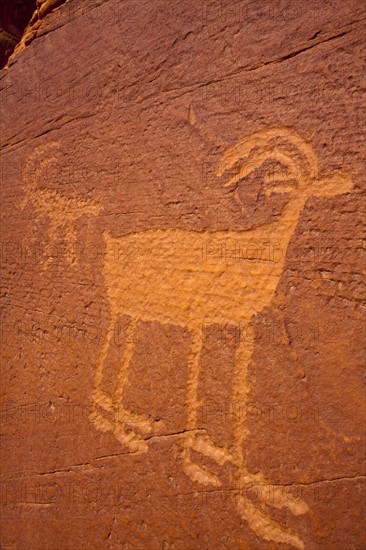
left=0, top=0, right=37, bottom=68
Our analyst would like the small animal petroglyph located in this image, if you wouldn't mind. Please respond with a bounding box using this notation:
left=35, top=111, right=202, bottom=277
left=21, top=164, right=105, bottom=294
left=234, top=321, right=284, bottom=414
left=25, top=129, right=354, bottom=549
left=21, top=142, right=101, bottom=266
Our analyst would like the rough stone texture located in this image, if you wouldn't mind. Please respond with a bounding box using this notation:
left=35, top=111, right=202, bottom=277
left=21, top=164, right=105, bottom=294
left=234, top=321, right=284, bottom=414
left=0, top=1, right=365, bottom=549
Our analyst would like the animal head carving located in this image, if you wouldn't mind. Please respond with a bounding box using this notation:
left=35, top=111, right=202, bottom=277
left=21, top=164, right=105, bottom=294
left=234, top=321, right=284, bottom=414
left=217, top=127, right=354, bottom=201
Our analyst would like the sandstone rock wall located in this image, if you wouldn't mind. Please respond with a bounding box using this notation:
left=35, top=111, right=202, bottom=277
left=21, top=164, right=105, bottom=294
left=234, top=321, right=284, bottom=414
left=1, top=1, right=365, bottom=548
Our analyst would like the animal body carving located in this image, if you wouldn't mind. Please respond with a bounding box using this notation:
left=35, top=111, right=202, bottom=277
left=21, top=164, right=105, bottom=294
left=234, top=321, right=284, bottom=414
left=24, top=129, right=354, bottom=549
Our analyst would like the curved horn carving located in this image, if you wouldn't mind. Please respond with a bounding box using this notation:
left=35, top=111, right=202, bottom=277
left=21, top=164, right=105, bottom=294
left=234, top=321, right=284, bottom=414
left=218, top=127, right=319, bottom=187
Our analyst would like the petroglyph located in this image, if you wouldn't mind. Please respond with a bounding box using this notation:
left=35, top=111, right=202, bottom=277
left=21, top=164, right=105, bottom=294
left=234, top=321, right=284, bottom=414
left=25, top=129, right=354, bottom=548
left=21, top=142, right=101, bottom=266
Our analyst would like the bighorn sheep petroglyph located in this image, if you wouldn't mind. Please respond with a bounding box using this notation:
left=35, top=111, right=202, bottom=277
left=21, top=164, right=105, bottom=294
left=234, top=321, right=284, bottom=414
left=21, top=143, right=101, bottom=266
left=24, top=129, right=354, bottom=549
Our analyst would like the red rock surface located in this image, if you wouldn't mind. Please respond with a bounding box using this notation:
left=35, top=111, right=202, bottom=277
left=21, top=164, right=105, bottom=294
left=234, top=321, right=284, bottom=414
left=1, top=1, right=365, bottom=549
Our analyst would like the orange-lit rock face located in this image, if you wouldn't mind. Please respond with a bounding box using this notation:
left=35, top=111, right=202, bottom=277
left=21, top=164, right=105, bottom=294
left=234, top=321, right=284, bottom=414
left=1, top=1, right=365, bottom=549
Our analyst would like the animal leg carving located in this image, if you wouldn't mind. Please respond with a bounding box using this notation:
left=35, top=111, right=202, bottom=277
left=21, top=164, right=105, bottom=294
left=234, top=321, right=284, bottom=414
left=231, top=326, right=255, bottom=470
left=89, top=312, right=117, bottom=435
left=231, top=330, right=308, bottom=549
left=111, top=317, right=153, bottom=452
left=90, top=316, right=149, bottom=452
left=182, top=326, right=233, bottom=486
